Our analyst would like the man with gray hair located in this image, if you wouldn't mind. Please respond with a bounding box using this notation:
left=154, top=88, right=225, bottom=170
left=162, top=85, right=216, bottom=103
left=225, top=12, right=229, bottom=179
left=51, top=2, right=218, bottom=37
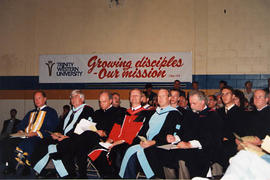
left=31, top=89, right=94, bottom=178
left=143, top=90, right=223, bottom=178
left=245, top=89, right=270, bottom=139
left=44, top=91, right=121, bottom=178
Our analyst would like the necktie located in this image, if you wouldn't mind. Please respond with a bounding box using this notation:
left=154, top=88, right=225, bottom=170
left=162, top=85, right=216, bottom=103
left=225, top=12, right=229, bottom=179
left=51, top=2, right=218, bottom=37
left=64, top=111, right=75, bottom=131
left=225, top=107, right=228, bottom=114
left=32, top=108, right=40, bottom=124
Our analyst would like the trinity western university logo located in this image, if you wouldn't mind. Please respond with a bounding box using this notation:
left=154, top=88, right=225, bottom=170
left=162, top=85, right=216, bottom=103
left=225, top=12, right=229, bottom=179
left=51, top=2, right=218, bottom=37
left=45, top=61, right=55, bottom=76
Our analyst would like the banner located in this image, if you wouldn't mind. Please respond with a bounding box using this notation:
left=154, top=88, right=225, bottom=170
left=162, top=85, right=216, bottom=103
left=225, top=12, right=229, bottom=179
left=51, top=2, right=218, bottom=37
left=39, top=52, right=192, bottom=83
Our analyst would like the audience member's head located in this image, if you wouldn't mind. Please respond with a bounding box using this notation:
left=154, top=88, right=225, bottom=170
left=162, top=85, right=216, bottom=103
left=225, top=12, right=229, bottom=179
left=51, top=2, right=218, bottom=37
left=219, top=80, right=228, bottom=90
left=253, top=89, right=269, bottom=110
left=33, top=90, right=47, bottom=108
left=221, top=86, right=235, bottom=107
left=99, top=91, right=113, bottom=110
left=112, top=92, right=121, bottom=108
left=63, top=105, right=70, bottom=115
left=152, top=95, right=158, bottom=107
left=189, top=90, right=207, bottom=112
left=174, top=80, right=181, bottom=89
left=192, top=81, right=199, bottom=90
left=10, top=109, right=17, bottom=119
left=233, top=89, right=246, bottom=109
left=158, top=89, right=171, bottom=108
left=170, top=89, right=180, bottom=108
left=145, top=83, right=153, bottom=94
left=178, top=95, right=187, bottom=108
left=70, top=89, right=85, bottom=108
left=244, top=81, right=253, bottom=91
left=216, top=94, right=224, bottom=108
left=129, top=89, right=142, bottom=108
left=141, top=91, right=149, bottom=106
left=207, top=95, right=217, bottom=109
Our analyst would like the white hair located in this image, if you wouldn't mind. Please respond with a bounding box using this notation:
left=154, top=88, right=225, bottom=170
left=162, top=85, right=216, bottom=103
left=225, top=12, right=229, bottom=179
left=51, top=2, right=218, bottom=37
left=70, top=89, right=85, bottom=101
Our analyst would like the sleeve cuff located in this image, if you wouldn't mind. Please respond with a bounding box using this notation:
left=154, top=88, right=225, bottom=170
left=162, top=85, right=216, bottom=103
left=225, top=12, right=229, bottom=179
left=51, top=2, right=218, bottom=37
left=36, top=131, right=43, bottom=139
left=189, top=140, right=202, bottom=149
left=172, top=135, right=181, bottom=144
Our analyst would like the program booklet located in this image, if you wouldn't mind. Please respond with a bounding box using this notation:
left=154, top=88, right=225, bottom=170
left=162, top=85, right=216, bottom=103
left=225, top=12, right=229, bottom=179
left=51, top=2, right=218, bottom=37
left=261, top=135, right=270, bottom=154
left=10, top=132, right=26, bottom=138
left=74, top=119, right=97, bottom=135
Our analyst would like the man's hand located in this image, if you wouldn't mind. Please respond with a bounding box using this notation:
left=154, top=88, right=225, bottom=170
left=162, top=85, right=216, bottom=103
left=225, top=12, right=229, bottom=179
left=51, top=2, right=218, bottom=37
left=177, top=141, right=192, bottom=149
left=140, top=140, right=156, bottom=148
left=96, top=130, right=107, bottom=137
left=26, top=132, right=38, bottom=137
left=235, top=136, right=262, bottom=151
left=108, top=140, right=125, bottom=150
left=51, top=132, right=62, bottom=140
left=243, top=141, right=265, bottom=157
left=167, top=134, right=176, bottom=143
left=57, top=134, right=69, bottom=141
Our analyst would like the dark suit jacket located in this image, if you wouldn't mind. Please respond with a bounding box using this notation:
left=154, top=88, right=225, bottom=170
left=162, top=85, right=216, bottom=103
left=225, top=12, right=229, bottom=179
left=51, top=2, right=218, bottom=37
left=1, top=118, right=21, bottom=136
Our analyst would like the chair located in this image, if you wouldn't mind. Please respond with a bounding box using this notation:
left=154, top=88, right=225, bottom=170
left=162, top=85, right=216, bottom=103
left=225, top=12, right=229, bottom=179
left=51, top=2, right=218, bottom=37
left=136, top=171, right=146, bottom=179
left=87, top=159, right=101, bottom=178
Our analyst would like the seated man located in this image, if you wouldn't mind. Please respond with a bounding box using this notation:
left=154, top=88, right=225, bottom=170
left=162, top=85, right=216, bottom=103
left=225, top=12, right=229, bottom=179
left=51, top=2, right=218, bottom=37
left=0, top=109, right=21, bottom=140
left=88, top=89, right=152, bottom=178
left=41, top=91, right=121, bottom=178
left=32, top=90, right=94, bottom=178
left=0, top=91, right=59, bottom=174
left=119, top=89, right=183, bottom=178
left=144, top=90, right=223, bottom=178
left=221, top=89, right=270, bottom=179
left=246, top=89, right=270, bottom=139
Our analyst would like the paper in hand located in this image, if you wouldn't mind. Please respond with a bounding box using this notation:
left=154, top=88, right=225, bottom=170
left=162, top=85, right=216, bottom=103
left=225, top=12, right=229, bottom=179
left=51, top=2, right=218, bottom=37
left=99, top=142, right=112, bottom=149
left=74, top=119, right=97, bottom=135
left=10, top=132, right=26, bottom=138
left=261, top=135, right=270, bottom=153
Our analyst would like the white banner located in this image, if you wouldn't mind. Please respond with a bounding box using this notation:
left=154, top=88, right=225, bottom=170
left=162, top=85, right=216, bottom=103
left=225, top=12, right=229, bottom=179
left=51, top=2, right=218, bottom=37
left=39, top=52, right=192, bottom=83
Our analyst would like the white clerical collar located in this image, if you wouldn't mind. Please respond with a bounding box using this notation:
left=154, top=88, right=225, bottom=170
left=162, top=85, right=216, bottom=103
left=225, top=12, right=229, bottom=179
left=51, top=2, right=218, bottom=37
left=226, top=104, right=235, bottom=111
left=132, top=105, right=141, bottom=111
left=203, top=105, right=207, bottom=111
left=104, top=105, right=113, bottom=111
left=73, top=104, right=85, bottom=111
left=257, top=105, right=268, bottom=111
left=39, top=105, right=47, bottom=110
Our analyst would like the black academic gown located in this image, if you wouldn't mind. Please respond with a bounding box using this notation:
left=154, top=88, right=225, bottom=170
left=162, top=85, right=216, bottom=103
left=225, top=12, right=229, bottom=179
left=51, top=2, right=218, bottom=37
left=70, top=106, right=121, bottom=177
left=31, top=105, right=94, bottom=177
left=120, top=106, right=183, bottom=179
left=145, top=108, right=223, bottom=178
left=217, top=105, right=247, bottom=170
left=246, top=106, right=270, bottom=139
